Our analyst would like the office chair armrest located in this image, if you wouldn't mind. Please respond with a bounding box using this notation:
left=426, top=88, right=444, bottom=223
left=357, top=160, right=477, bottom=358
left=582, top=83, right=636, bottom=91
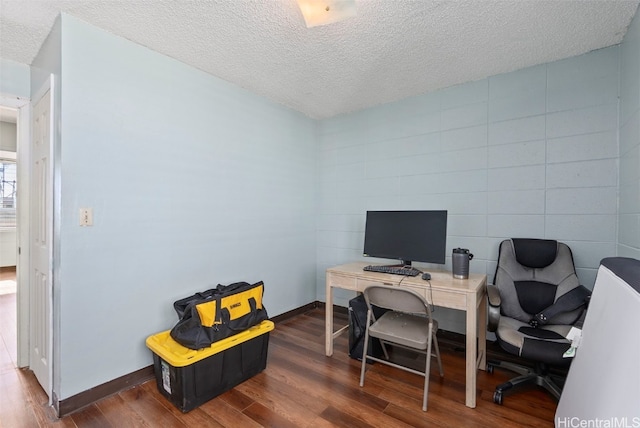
left=487, top=285, right=501, bottom=332
left=487, top=284, right=501, bottom=307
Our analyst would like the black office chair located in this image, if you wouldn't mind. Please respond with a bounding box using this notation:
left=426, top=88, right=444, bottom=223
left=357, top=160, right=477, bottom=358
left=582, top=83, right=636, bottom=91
left=487, top=238, right=590, bottom=404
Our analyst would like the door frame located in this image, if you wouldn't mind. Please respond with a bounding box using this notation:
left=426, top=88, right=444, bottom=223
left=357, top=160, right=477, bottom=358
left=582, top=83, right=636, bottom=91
left=0, top=92, right=31, bottom=369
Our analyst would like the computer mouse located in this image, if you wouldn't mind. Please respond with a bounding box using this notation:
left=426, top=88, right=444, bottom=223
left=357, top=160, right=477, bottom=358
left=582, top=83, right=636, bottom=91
left=422, top=272, right=431, bottom=281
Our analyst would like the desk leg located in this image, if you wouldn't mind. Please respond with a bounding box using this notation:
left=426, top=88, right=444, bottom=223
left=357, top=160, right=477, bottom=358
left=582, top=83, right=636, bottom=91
left=325, top=276, right=333, bottom=357
left=478, top=292, right=487, bottom=371
left=465, top=296, right=478, bottom=408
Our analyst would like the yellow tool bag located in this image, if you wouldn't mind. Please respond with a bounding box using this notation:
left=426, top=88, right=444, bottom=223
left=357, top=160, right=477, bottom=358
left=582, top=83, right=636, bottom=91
left=169, top=281, right=268, bottom=350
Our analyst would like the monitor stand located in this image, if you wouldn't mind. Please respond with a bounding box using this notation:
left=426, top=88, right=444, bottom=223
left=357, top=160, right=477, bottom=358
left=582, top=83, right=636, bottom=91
left=376, top=262, right=413, bottom=269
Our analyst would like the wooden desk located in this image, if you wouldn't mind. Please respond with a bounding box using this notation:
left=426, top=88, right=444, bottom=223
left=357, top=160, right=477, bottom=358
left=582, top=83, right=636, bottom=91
left=325, top=262, right=487, bottom=408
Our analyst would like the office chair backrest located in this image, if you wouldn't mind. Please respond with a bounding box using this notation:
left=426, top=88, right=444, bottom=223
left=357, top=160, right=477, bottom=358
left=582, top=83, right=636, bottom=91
left=494, top=238, right=581, bottom=325
left=363, top=285, right=430, bottom=317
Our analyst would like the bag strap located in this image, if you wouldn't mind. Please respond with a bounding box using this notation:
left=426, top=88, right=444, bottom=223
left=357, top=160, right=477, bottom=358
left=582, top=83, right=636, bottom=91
left=529, top=285, right=591, bottom=327
left=173, top=288, right=218, bottom=317
left=215, top=281, right=251, bottom=294
left=214, top=295, right=222, bottom=325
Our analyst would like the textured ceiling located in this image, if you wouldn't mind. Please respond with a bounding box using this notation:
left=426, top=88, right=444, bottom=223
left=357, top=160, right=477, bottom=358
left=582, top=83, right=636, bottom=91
left=1, top=0, right=639, bottom=119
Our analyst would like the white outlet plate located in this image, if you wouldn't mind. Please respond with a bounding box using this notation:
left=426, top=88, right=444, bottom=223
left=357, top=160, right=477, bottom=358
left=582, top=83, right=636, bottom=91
left=79, top=208, right=93, bottom=226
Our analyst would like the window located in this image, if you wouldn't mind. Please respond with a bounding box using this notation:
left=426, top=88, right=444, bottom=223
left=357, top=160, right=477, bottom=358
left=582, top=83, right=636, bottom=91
left=0, top=160, right=16, bottom=228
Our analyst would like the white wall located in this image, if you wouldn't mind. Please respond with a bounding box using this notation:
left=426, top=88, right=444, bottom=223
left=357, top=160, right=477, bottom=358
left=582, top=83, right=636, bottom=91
left=0, top=58, right=30, bottom=98
left=0, top=122, right=17, bottom=151
left=42, top=14, right=319, bottom=400
left=619, top=8, right=640, bottom=259
left=0, top=229, right=16, bottom=267
left=317, top=47, right=620, bottom=332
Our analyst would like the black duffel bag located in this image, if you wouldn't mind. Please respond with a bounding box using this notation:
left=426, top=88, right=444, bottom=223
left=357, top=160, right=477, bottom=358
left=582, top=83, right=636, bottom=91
left=348, top=294, right=387, bottom=361
left=169, top=281, right=268, bottom=350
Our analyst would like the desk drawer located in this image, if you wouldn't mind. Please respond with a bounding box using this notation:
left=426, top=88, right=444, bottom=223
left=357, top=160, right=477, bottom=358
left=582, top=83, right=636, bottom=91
left=403, top=285, right=467, bottom=310
left=358, top=279, right=394, bottom=291
left=328, top=274, right=391, bottom=292
left=356, top=279, right=390, bottom=289
left=431, top=289, right=466, bottom=310
left=328, top=274, right=357, bottom=290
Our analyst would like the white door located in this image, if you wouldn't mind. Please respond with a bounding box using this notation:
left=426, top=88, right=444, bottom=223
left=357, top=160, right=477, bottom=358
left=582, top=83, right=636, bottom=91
left=30, top=87, right=53, bottom=397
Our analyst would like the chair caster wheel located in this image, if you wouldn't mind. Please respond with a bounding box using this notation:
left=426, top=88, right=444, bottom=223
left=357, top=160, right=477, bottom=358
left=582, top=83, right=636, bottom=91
left=487, top=364, right=494, bottom=374
left=493, top=391, right=503, bottom=405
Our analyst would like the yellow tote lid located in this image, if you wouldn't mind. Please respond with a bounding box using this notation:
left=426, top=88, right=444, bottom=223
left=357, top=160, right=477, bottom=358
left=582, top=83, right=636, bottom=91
left=146, top=320, right=274, bottom=367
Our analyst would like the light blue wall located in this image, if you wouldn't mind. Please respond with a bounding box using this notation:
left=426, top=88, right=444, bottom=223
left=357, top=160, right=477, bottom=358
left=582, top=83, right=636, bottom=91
left=55, top=15, right=318, bottom=399
left=0, top=58, right=30, bottom=97
left=318, top=47, right=620, bottom=332
left=619, top=10, right=640, bottom=259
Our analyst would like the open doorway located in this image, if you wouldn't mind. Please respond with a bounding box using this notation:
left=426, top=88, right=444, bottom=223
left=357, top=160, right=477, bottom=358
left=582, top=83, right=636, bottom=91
left=0, top=81, right=55, bottom=408
left=1, top=85, right=54, bottom=402
left=0, top=93, right=31, bottom=377
left=0, top=106, right=18, bottom=368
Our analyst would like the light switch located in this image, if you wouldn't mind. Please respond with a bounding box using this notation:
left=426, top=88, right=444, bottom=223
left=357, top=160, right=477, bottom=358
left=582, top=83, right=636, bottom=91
left=79, top=208, right=93, bottom=226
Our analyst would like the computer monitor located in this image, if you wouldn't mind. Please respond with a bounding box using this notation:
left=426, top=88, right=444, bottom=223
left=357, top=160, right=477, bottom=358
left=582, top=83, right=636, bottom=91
left=363, top=210, right=447, bottom=266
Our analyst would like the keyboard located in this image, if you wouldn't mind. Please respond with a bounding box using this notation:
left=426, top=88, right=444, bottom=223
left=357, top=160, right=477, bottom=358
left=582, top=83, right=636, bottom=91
left=363, top=265, right=422, bottom=277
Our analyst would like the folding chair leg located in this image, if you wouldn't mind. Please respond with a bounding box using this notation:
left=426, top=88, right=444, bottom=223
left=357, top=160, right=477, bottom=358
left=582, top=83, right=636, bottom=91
left=432, top=334, right=444, bottom=377
left=423, top=325, right=434, bottom=411
left=380, top=340, right=390, bottom=360
left=359, top=310, right=373, bottom=387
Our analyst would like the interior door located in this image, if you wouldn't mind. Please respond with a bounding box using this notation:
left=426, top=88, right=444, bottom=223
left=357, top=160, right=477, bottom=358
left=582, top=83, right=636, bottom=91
left=30, top=87, right=53, bottom=397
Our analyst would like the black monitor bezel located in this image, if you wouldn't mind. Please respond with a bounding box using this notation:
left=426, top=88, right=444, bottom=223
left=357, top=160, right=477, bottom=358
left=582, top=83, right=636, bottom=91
left=363, top=210, right=448, bottom=266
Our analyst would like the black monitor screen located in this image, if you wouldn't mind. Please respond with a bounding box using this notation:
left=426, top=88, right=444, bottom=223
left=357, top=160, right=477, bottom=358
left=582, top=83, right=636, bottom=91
left=363, top=210, right=447, bottom=265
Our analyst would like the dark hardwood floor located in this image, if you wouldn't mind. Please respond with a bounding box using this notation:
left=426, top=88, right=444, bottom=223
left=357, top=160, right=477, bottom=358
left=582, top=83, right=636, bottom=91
left=1, top=283, right=557, bottom=427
